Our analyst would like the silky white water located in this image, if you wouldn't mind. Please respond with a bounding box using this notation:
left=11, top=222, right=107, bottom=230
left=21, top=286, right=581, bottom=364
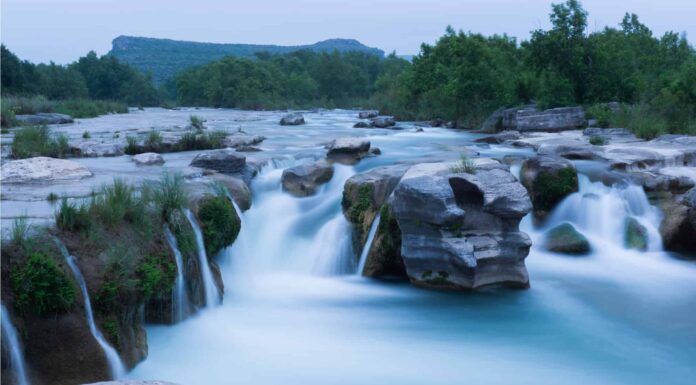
left=1, top=304, right=31, bottom=385
left=356, top=213, right=381, bottom=275
left=54, top=240, right=126, bottom=379
left=164, top=227, right=189, bottom=322
left=184, top=209, right=220, bottom=307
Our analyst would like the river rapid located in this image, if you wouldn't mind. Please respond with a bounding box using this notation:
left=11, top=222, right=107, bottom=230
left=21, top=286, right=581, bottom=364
left=4, top=108, right=695, bottom=385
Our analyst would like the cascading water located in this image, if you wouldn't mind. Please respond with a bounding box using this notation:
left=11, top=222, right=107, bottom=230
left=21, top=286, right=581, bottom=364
left=356, top=213, right=381, bottom=276
left=54, top=240, right=126, bottom=378
left=183, top=209, right=220, bottom=307
left=164, top=227, right=189, bottom=322
left=1, top=304, right=31, bottom=385
left=540, top=175, right=663, bottom=252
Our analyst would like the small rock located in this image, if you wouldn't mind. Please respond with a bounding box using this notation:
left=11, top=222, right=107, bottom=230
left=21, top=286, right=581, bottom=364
left=132, top=152, right=164, bottom=166
left=370, top=116, right=395, bottom=128
left=358, top=110, right=379, bottom=119
left=353, top=121, right=370, bottom=128
left=545, top=223, right=591, bottom=255
left=281, top=160, right=334, bottom=197
left=279, top=113, right=305, bottom=126
left=624, top=217, right=648, bottom=251
left=326, top=138, right=371, bottom=164
left=190, top=148, right=246, bottom=174
left=370, top=147, right=382, bottom=155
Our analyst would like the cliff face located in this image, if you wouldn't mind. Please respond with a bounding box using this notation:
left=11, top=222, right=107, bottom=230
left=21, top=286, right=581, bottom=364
left=108, top=35, right=385, bottom=84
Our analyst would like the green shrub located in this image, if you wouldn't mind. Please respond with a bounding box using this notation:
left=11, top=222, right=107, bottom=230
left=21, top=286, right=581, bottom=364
left=346, top=185, right=373, bottom=224
left=1, top=96, right=127, bottom=120
left=10, top=216, right=31, bottom=249
left=144, top=130, right=163, bottom=152
left=175, top=130, right=227, bottom=151
left=450, top=154, right=477, bottom=174
left=125, top=135, right=139, bottom=155
left=534, top=167, right=578, bottom=211
left=56, top=197, right=91, bottom=231
left=197, top=195, right=240, bottom=256
left=82, top=131, right=91, bottom=139
left=589, top=135, right=607, bottom=145
left=101, top=318, right=120, bottom=349
left=91, top=179, right=144, bottom=226
left=47, top=192, right=59, bottom=203
left=11, top=125, right=71, bottom=159
left=153, top=173, right=188, bottom=220
left=586, top=104, right=613, bottom=128
left=189, top=115, right=205, bottom=131
left=11, top=251, right=76, bottom=315
left=136, top=254, right=175, bottom=299
left=610, top=104, right=668, bottom=140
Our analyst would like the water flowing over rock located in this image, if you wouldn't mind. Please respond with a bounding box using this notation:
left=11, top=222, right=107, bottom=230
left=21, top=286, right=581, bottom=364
left=209, top=174, right=252, bottom=210
left=14, top=113, right=73, bottom=125
left=624, top=217, right=648, bottom=251
left=281, top=160, right=334, bottom=197
left=326, top=138, right=371, bottom=164
left=1, top=157, right=92, bottom=184
left=164, top=228, right=189, bottom=322
left=190, top=149, right=246, bottom=174
left=183, top=209, right=222, bottom=307
left=544, top=223, right=591, bottom=255
left=279, top=113, right=305, bottom=125
left=390, top=162, right=533, bottom=289
left=503, top=106, right=586, bottom=132
left=132, top=152, right=164, bottom=166
left=1, top=305, right=31, bottom=385
left=520, top=155, right=579, bottom=222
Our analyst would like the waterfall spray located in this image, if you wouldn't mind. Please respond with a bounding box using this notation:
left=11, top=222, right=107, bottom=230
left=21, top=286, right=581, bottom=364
left=356, top=213, right=381, bottom=276
left=164, top=227, right=189, bottom=322
left=183, top=209, right=220, bottom=307
left=1, top=304, right=31, bottom=385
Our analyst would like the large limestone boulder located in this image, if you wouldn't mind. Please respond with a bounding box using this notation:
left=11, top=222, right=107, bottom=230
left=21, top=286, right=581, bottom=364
left=358, top=110, right=379, bottom=119
left=503, top=106, right=586, bottom=132
left=281, top=160, right=334, bottom=197
left=544, top=223, right=591, bottom=255
left=390, top=163, right=533, bottom=290
left=370, top=116, right=396, bottom=128
left=660, top=187, right=696, bottom=253
left=132, top=152, right=165, bottom=166
left=1, top=157, right=92, bottom=184
left=14, top=113, right=73, bottom=125
left=223, top=133, right=265, bottom=149
left=326, top=137, right=371, bottom=164
left=190, top=149, right=246, bottom=174
left=279, top=113, right=305, bottom=126
left=520, top=156, right=578, bottom=222
left=209, top=173, right=252, bottom=210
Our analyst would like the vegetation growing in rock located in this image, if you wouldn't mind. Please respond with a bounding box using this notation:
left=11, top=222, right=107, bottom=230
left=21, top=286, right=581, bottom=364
left=136, top=254, right=176, bottom=299
left=450, top=154, right=477, bottom=174
left=197, top=195, right=240, bottom=257
left=589, top=136, right=607, bottom=146
left=11, top=251, right=76, bottom=315
left=189, top=115, right=205, bottom=130
left=152, top=173, right=188, bottom=220
left=11, top=125, right=70, bottom=159
left=346, top=185, right=373, bottom=224
left=534, top=167, right=578, bottom=211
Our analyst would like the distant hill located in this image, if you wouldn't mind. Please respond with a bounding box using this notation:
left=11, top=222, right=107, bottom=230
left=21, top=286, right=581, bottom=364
left=108, top=35, right=385, bottom=84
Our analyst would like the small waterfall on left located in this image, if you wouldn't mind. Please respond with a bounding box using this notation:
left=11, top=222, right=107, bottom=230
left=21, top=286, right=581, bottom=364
left=1, top=304, right=31, bottom=385
left=164, top=227, right=189, bottom=322
left=183, top=209, right=220, bottom=307
left=356, top=213, right=381, bottom=276
left=54, top=239, right=126, bottom=378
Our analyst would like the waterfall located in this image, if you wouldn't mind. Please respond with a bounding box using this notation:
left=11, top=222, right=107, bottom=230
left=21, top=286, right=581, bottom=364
left=356, top=213, right=381, bottom=276
left=183, top=209, right=220, bottom=307
left=543, top=175, right=663, bottom=252
left=1, top=304, right=31, bottom=385
left=53, top=240, right=126, bottom=379
left=164, top=227, right=189, bottom=322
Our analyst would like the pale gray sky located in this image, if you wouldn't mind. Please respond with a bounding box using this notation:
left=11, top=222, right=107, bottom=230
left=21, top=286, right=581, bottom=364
left=2, top=0, right=694, bottom=64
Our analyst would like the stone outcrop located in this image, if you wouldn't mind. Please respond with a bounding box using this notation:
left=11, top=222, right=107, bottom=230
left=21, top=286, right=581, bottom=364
left=326, top=138, right=371, bottom=164
left=475, top=130, right=521, bottom=144
left=279, top=113, right=305, bottom=126
left=223, top=133, right=265, bottom=149
left=15, top=113, right=74, bottom=125
left=503, top=106, right=586, bottom=132
left=353, top=121, right=370, bottom=128
left=1, top=157, right=92, bottom=184
left=358, top=110, right=379, bottom=119
left=660, top=187, right=696, bottom=254
left=132, top=152, right=164, bottom=166
left=544, top=223, right=591, bottom=255
left=209, top=174, right=252, bottom=210
left=190, top=149, right=246, bottom=174
left=389, top=162, right=533, bottom=290
left=370, top=116, right=395, bottom=128
left=281, top=160, right=334, bottom=197
left=520, top=156, right=578, bottom=222
left=624, top=217, right=648, bottom=251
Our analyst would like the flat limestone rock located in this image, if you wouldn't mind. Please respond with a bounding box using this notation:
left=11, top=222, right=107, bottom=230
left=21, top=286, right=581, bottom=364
left=1, top=157, right=92, bottom=184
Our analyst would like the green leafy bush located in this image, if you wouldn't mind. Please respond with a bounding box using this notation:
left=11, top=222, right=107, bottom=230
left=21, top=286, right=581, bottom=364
left=589, top=135, right=607, bottom=145
left=143, top=130, right=163, bottom=152
left=136, top=254, right=175, bottom=299
left=586, top=104, right=613, bottom=128
left=125, top=135, right=139, bottom=155
left=189, top=115, right=205, bottom=131
left=11, top=251, right=76, bottom=315
left=11, top=125, right=70, bottom=159
left=82, top=131, right=91, bottom=139
left=197, top=195, right=240, bottom=256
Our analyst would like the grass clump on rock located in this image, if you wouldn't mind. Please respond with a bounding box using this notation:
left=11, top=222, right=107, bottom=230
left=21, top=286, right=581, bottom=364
left=450, top=154, right=477, bottom=174
left=11, top=251, right=76, bottom=315
left=190, top=115, right=205, bottom=131
left=589, top=135, right=607, bottom=146
left=197, top=193, right=240, bottom=257
left=11, top=125, right=70, bottom=159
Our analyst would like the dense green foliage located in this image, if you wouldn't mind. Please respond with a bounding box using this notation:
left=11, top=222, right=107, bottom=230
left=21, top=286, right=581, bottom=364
left=11, top=125, right=70, bottom=159
left=176, top=50, right=408, bottom=109
left=534, top=168, right=579, bottom=212
left=1, top=45, right=158, bottom=125
left=11, top=251, right=76, bottom=315
left=109, top=35, right=385, bottom=85
left=197, top=195, right=241, bottom=257
left=136, top=254, right=176, bottom=299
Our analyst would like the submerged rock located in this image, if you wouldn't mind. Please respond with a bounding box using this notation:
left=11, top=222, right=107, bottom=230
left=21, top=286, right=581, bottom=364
left=544, top=223, right=591, bottom=255
left=370, top=116, right=395, bottom=128
left=279, top=113, right=305, bottom=126
left=14, top=112, right=74, bottom=125
left=1, top=157, right=92, bottom=184
left=281, top=160, right=334, bottom=197
left=390, top=162, right=533, bottom=290
left=209, top=173, right=252, bottom=210
left=353, top=121, right=370, bottom=128
left=520, top=156, right=578, bottom=222
left=190, top=149, right=246, bottom=174
left=326, top=137, right=371, bottom=164
left=624, top=217, right=648, bottom=251
left=132, top=152, right=165, bottom=166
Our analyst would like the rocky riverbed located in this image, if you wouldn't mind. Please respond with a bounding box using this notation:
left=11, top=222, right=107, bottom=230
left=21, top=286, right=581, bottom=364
left=2, top=107, right=696, bottom=385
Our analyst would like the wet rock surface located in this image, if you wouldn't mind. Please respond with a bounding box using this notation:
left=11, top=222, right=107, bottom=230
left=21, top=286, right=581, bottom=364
left=544, top=223, right=591, bottom=255
left=281, top=160, right=334, bottom=197
left=520, top=156, right=578, bottom=221
left=190, top=149, right=246, bottom=174
left=326, top=137, right=371, bottom=164
left=279, top=113, right=305, bottom=125
left=132, top=152, right=164, bottom=166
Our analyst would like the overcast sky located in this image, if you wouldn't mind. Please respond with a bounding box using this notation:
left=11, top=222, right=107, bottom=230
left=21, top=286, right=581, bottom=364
left=2, top=0, right=694, bottom=64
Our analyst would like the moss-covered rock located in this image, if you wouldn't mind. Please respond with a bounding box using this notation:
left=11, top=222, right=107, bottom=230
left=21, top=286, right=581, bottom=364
left=624, top=217, right=648, bottom=251
left=544, top=223, right=591, bottom=255
left=10, top=251, right=76, bottom=316
left=521, top=156, right=578, bottom=222
left=361, top=204, right=405, bottom=277
left=197, top=195, right=241, bottom=257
